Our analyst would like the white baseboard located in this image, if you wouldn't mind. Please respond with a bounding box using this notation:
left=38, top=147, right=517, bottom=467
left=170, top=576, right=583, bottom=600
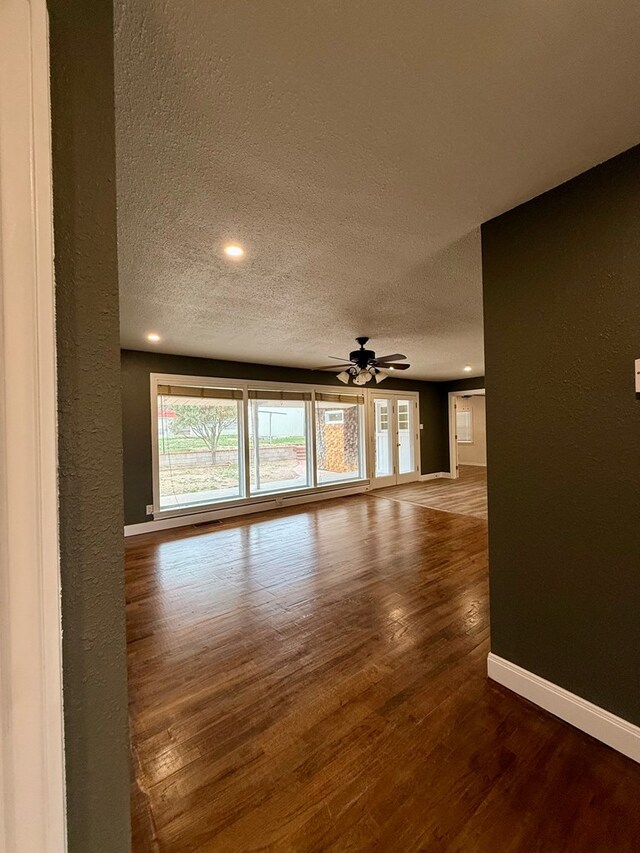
left=458, top=462, right=487, bottom=467
left=488, top=653, right=640, bottom=763
left=419, top=472, right=452, bottom=481
left=124, top=484, right=368, bottom=537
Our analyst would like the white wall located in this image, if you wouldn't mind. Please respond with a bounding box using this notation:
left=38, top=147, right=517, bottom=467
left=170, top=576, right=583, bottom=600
left=458, top=395, right=486, bottom=466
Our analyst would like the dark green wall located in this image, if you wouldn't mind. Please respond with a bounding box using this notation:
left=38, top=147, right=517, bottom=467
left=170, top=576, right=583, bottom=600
left=49, top=1, right=131, bottom=849
left=122, top=349, right=450, bottom=525
left=444, top=376, right=486, bottom=393
left=482, top=144, right=640, bottom=725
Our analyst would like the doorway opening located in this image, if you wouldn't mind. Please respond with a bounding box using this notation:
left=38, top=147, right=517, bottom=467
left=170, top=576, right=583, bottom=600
left=369, top=392, right=420, bottom=488
left=448, top=388, right=486, bottom=479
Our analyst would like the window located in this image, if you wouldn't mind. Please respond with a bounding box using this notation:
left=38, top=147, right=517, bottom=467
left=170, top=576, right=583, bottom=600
left=456, top=408, right=473, bottom=443
left=376, top=403, right=389, bottom=432
left=152, top=377, right=413, bottom=516
left=315, top=392, right=365, bottom=485
left=398, top=402, right=410, bottom=430
left=157, top=384, right=244, bottom=510
left=248, top=390, right=312, bottom=494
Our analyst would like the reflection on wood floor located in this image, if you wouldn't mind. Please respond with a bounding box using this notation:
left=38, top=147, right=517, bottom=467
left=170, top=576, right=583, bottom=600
left=374, top=464, right=487, bottom=519
left=127, top=487, right=640, bottom=851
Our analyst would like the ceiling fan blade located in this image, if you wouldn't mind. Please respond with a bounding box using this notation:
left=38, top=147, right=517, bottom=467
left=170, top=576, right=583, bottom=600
left=374, top=353, right=407, bottom=363
left=328, top=355, right=353, bottom=361
left=314, top=364, right=353, bottom=371
left=378, top=363, right=410, bottom=371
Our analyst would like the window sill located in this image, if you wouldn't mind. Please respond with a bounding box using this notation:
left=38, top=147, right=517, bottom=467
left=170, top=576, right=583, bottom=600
left=153, top=478, right=370, bottom=520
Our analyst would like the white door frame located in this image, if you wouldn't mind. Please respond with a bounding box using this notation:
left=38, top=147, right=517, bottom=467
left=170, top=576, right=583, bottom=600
left=368, top=391, right=420, bottom=488
left=0, top=1, right=67, bottom=850
left=448, top=388, right=485, bottom=480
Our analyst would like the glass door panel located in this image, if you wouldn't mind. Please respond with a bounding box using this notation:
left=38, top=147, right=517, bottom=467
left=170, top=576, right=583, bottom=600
left=396, top=399, right=415, bottom=476
left=374, top=398, right=394, bottom=477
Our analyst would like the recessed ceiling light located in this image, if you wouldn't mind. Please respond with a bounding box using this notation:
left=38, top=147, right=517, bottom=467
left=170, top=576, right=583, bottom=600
left=464, top=365, right=472, bottom=372
left=147, top=333, right=161, bottom=343
left=224, top=244, right=245, bottom=258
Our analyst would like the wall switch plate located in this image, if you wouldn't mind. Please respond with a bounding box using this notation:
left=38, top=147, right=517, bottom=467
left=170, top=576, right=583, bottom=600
left=146, top=504, right=153, bottom=515
left=636, top=359, right=640, bottom=399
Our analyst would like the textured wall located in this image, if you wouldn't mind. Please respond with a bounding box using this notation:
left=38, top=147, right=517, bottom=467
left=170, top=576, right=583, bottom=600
left=122, top=349, right=449, bottom=525
left=483, top=144, right=640, bottom=724
left=444, top=376, right=486, bottom=394
left=49, top=0, right=131, bottom=849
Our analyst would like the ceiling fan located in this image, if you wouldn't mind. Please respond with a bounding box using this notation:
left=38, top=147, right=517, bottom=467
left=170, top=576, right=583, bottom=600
left=316, top=337, right=410, bottom=385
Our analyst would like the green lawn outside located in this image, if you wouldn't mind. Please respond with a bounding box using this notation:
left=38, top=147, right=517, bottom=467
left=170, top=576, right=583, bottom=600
left=158, top=435, right=305, bottom=453
left=159, top=459, right=302, bottom=497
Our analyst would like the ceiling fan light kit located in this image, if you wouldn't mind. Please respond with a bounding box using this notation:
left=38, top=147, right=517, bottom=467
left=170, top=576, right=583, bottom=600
left=316, top=337, right=410, bottom=386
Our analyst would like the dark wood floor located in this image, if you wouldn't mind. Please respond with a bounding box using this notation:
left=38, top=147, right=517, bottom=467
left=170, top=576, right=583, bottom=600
left=374, top=465, right=487, bottom=520
left=127, top=493, right=640, bottom=852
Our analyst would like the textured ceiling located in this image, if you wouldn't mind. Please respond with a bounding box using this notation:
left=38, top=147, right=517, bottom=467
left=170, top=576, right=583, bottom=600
left=115, top=1, right=640, bottom=380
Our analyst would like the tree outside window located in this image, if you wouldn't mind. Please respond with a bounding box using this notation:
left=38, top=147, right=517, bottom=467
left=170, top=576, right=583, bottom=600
left=173, top=403, right=237, bottom=463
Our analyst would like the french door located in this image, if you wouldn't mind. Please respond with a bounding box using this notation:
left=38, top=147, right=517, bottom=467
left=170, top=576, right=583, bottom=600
left=369, top=392, right=420, bottom=488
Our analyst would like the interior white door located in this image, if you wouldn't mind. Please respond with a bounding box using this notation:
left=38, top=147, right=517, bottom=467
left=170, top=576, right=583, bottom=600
left=371, top=394, right=396, bottom=488
left=395, top=397, right=419, bottom=484
left=369, top=393, right=420, bottom=487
